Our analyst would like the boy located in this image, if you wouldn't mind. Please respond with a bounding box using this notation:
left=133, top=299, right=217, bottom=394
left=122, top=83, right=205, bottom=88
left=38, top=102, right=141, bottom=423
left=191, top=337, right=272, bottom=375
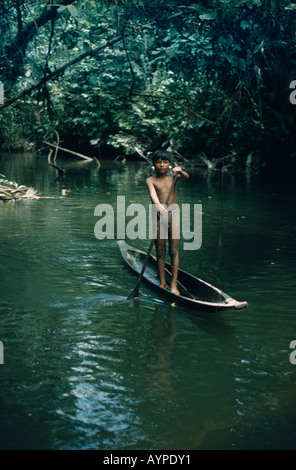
left=146, top=150, right=189, bottom=295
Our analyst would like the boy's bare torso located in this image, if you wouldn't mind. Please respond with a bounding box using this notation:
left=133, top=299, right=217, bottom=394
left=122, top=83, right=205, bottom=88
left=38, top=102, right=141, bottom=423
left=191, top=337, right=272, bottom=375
left=146, top=175, right=177, bottom=206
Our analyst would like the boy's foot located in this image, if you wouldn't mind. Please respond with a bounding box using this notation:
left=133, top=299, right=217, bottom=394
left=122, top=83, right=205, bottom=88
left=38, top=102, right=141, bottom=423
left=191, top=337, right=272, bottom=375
left=170, top=286, right=180, bottom=295
left=159, top=282, right=168, bottom=289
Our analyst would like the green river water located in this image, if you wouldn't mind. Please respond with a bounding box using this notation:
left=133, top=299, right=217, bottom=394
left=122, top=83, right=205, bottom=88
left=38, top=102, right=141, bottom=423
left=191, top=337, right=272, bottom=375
left=0, top=153, right=295, bottom=450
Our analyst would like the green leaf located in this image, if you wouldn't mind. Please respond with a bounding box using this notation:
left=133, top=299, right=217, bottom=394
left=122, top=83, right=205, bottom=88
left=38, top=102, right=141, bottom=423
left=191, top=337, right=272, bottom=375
left=223, top=53, right=246, bottom=71
left=83, top=42, right=92, bottom=53
left=165, top=48, right=177, bottom=57
left=67, top=5, right=79, bottom=17
left=253, top=44, right=262, bottom=54
left=199, top=12, right=217, bottom=21
left=57, top=6, right=67, bottom=14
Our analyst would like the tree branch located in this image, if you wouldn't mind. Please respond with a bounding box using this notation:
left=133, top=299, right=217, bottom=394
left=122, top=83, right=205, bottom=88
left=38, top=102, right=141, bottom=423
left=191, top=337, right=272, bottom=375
left=0, top=35, right=124, bottom=110
left=2, top=0, right=77, bottom=82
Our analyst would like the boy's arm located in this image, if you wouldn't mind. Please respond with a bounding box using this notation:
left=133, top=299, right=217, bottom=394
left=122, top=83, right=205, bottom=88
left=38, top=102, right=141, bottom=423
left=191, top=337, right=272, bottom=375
left=172, top=167, right=189, bottom=180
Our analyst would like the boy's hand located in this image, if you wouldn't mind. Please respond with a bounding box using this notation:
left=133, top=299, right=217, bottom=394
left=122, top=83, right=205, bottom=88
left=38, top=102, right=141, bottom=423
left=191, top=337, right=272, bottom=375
left=156, top=203, right=168, bottom=214
left=172, top=166, right=189, bottom=180
left=172, top=166, right=182, bottom=175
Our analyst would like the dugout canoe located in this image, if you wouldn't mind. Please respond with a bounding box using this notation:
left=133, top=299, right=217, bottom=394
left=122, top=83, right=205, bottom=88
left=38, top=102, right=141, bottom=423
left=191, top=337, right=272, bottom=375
left=118, top=240, right=248, bottom=313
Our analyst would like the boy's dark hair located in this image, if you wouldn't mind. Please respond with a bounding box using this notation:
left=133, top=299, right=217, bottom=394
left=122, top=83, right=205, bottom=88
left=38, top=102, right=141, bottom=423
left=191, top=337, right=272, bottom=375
left=152, top=150, right=172, bottom=164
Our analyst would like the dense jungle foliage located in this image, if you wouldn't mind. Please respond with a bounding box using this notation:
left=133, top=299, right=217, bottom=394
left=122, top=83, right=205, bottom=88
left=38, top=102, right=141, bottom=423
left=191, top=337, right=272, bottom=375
left=0, top=0, right=296, bottom=178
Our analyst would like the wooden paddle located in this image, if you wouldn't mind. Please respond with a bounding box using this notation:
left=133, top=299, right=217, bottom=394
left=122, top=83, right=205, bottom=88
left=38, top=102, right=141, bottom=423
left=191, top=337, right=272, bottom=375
left=127, top=174, right=178, bottom=300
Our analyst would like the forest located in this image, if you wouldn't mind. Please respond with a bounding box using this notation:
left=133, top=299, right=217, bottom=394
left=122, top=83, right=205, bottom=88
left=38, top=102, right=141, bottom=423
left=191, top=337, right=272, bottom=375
left=0, top=0, right=296, bottom=179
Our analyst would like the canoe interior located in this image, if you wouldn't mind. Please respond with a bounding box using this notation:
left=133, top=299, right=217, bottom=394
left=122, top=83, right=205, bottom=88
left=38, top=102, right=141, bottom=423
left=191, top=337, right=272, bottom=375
left=124, top=245, right=227, bottom=303
left=118, top=240, right=248, bottom=312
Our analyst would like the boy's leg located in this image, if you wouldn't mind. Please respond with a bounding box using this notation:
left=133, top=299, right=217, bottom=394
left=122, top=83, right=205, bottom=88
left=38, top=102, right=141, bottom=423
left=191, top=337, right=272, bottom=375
left=169, top=209, right=180, bottom=295
left=155, top=237, right=167, bottom=289
left=169, top=237, right=180, bottom=295
left=154, top=211, right=168, bottom=289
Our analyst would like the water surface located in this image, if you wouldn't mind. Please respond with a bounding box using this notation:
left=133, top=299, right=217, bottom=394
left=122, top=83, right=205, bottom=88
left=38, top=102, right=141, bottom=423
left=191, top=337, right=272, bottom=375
left=0, top=153, right=295, bottom=450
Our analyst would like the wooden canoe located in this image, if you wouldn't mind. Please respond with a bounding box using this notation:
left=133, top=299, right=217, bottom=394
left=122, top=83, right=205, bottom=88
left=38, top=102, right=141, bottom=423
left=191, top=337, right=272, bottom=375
left=118, top=240, right=248, bottom=313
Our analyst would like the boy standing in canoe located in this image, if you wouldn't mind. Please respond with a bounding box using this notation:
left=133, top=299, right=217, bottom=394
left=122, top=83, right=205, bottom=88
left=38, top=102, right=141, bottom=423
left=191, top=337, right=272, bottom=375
left=146, top=150, right=189, bottom=295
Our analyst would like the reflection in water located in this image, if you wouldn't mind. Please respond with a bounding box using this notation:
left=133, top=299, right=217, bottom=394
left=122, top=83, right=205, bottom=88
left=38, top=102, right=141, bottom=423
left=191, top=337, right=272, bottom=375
left=146, top=306, right=177, bottom=393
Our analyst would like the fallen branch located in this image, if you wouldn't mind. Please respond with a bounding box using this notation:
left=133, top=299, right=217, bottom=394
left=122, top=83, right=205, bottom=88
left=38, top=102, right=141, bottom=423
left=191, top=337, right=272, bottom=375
left=49, top=162, right=66, bottom=177
left=134, top=146, right=152, bottom=164
left=197, top=151, right=237, bottom=171
left=44, top=141, right=93, bottom=161
left=52, top=130, right=60, bottom=164
left=47, top=132, right=66, bottom=178
left=198, top=152, right=217, bottom=170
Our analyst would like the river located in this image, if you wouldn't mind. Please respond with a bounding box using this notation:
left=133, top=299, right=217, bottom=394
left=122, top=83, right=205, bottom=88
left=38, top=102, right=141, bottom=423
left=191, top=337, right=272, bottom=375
left=0, top=152, right=295, bottom=450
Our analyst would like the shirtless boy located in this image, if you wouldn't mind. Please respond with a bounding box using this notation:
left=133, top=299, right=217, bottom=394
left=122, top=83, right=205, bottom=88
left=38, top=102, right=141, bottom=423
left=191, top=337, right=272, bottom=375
left=146, top=150, right=189, bottom=295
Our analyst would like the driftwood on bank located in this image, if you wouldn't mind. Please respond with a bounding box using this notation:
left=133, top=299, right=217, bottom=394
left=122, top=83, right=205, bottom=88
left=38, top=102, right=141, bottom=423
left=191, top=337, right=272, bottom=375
left=0, top=175, right=39, bottom=201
